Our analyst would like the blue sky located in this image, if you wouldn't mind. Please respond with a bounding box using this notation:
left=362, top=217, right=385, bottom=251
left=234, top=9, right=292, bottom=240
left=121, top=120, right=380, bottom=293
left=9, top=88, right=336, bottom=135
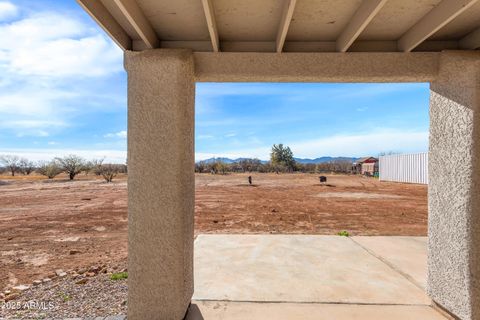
left=0, top=1, right=430, bottom=162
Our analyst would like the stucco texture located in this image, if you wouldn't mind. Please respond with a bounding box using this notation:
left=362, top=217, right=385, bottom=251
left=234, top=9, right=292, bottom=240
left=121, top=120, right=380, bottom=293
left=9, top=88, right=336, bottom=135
left=125, top=49, right=195, bottom=320
left=121, top=48, right=480, bottom=320
left=193, top=52, right=439, bottom=83
left=428, top=51, right=480, bottom=320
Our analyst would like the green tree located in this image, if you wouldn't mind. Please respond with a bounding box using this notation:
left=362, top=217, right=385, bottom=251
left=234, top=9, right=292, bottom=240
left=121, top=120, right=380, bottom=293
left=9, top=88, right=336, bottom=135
left=270, top=144, right=296, bottom=172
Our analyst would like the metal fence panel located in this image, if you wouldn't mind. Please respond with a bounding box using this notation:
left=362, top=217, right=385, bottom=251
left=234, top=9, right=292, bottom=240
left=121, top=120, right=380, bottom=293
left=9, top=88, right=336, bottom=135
left=379, top=152, right=428, bottom=184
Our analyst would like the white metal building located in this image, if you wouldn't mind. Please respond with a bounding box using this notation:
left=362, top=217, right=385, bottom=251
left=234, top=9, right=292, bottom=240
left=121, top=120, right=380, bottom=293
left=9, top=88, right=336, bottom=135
left=379, top=152, right=428, bottom=184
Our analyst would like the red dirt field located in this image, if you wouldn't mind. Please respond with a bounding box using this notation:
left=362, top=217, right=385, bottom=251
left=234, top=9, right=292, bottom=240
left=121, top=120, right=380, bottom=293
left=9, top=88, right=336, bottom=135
left=0, top=173, right=427, bottom=291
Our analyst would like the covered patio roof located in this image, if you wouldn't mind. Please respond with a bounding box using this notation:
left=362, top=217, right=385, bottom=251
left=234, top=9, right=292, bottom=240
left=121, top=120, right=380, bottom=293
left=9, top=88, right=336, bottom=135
left=78, top=0, right=480, bottom=53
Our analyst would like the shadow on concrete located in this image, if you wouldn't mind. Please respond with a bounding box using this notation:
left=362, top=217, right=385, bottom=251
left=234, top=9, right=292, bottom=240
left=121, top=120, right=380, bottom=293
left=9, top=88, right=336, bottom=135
left=185, top=303, right=204, bottom=320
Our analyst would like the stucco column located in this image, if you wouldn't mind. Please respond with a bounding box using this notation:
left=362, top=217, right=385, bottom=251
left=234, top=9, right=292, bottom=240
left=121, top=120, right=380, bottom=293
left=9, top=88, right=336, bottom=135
left=125, top=49, right=195, bottom=319
left=428, top=51, right=480, bottom=320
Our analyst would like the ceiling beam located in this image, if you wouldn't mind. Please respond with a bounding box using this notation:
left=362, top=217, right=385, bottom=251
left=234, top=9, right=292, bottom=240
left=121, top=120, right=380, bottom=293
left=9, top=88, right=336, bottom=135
left=157, top=40, right=460, bottom=53
left=397, top=0, right=479, bottom=52
left=76, top=0, right=131, bottom=50
left=459, top=27, right=480, bottom=49
left=112, top=0, right=159, bottom=49
left=336, top=0, right=388, bottom=52
left=276, top=0, right=297, bottom=53
left=194, top=52, right=439, bottom=83
left=201, top=0, right=220, bottom=52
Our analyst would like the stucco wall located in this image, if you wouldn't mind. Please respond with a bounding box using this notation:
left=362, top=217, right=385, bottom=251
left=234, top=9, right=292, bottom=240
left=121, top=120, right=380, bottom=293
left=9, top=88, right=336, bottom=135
left=125, top=49, right=195, bottom=320
left=193, top=52, right=439, bottom=82
left=121, top=48, right=480, bottom=320
left=428, top=51, right=480, bottom=320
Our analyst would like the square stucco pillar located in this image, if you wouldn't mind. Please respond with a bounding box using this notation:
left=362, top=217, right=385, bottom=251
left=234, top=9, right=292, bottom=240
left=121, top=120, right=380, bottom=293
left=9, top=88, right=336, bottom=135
left=125, top=49, right=195, bottom=320
left=428, top=51, right=480, bottom=320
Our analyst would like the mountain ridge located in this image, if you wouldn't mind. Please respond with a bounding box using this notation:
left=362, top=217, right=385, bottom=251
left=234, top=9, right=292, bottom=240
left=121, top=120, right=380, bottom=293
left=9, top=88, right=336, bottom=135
left=197, top=156, right=359, bottom=164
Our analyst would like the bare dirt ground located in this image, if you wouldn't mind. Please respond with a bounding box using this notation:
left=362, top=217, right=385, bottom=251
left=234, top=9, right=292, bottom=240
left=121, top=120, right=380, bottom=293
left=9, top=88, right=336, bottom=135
left=195, top=173, right=427, bottom=236
left=0, top=173, right=427, bottom=292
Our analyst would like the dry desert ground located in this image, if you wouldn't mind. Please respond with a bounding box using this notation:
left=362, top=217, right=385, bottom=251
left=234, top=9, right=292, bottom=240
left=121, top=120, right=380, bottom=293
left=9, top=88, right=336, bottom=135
left=0, top=173, right=427, bottom=292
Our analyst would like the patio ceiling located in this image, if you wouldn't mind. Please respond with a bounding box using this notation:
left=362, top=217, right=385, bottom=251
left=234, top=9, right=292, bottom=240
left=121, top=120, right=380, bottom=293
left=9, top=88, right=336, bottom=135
left=77, top=0, right=480, bottom=52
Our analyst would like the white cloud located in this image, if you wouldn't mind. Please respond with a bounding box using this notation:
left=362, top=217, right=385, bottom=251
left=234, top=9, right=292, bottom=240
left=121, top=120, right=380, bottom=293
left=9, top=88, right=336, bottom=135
left=0, top=119, right=67, bottom=128
left=2, top=130, right=428, bottom=163
left=0, top=86, right=76, bottom=115
left=0, top=12, right=123, bottom=77
left=16, top=130, right=49, bottom=137
left=0, top=10, right=125, bottom=137
left=104, top=130, right=127, bottom=138
left=195, top=148, right=271, bottom=161
left=0, top=2, right=17, bottom=21
left=195, top=129, right=429, bottom=160
left=197, top=134, right=214, bottom=140
left=290, top=130, right=429, bottom=158
left=0, top=148, right=127, bottom=163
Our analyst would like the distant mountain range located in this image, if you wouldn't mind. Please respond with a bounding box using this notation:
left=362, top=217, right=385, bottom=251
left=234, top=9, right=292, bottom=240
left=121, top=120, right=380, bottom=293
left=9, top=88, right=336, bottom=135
left=199, top=157, right=266, bottom=164
left=198, top=157, right=358, bottom=164
left=294, top=157, right=358, bottom=164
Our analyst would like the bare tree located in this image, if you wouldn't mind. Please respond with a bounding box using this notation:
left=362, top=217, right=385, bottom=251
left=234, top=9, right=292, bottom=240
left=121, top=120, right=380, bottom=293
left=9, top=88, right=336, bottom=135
left=19, top=158, right=35, bottom=175
left=195, top=161, right=208, bottom=173
left=100, top=164, right=119, bottom=182
left=84, top=158, right=104, bottom=176
left=214, top=161, right=228, bottom=175
left=315, top=159, right=353, bottom=174
left=37, top=161, right=63, bottom=179
left=0, top=155, right=21, bottom=176
left=378, top=151, right=399, bottom=157
left=55, top=155, right=86, bottom=180
left=238, top=158, right=262, bottom=172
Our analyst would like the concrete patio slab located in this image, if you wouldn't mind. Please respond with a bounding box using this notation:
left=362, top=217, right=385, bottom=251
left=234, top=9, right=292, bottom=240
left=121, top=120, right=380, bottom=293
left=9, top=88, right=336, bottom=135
left=193, top=235, right=430, bottom=305
left=187, top=301, right=446, bottom=320
left=352, top=236, right=428, bottom=289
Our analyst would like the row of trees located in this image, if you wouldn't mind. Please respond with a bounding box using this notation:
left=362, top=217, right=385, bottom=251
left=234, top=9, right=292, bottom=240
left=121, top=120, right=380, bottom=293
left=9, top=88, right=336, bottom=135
left=195, top=159, right=353, bottom=174
left=195, top=144, right=353, bottom=174
left=2, top=143, right=356, bottom=179
left=0, top=155, right=127, bottom=182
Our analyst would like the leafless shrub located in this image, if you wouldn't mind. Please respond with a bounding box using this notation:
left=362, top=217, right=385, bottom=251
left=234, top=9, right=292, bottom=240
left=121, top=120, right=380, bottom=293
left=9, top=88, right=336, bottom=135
left=0, top=155, right=21, bottom=176
left=37, top=161, right=63, bottom=179
left=195, top=161, right=208, bottom=173
left=86, top=158, right=104, bottom=176
left=19, top=158, right=35, bottom=175
left=315, top=160, right=353, bottom=174
left=100, top=163, right=120, bottom=182
left=295, top=163, right=317, bottom=173
left=55, top=155, right=87, bottom=180
left=238, top=158, right=263, bottom=172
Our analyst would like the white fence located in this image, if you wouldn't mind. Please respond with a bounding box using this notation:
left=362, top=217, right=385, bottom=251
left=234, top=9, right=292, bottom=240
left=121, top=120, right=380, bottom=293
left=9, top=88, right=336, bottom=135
left=379, top=152, right=428, bottom=184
